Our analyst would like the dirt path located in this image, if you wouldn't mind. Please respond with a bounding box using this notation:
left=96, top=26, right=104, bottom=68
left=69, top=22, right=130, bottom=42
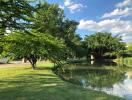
left=0, top=61, right=30, bottom=68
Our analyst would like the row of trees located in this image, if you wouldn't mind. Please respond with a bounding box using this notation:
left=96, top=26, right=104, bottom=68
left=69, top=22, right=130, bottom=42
left=0, top=0, right=126, bottom=69
left=0, top=0, right=81, bottom=69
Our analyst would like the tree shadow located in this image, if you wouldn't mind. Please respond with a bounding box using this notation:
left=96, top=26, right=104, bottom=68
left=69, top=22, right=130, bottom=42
left=23, top=66, right=53, bottom=71
left=0, top=72, right=123, bottom=100
left=35, top=67, right=52, bottom=70
left=0, top=70, right=71, bottom=100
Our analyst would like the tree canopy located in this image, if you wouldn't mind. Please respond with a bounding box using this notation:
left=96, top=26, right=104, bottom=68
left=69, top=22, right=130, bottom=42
left=0, top=0, right=79, bottom=69
left=83, top=32, right=126, bottom=59
left=0, top=0, right=34, bottom=32
left=3, top=31, right=66, bottom=69
left=0, top=0, right=34, bottom=58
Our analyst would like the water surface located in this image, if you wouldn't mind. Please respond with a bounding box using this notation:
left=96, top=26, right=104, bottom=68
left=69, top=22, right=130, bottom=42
left=56, top=60, right=132, bottom=100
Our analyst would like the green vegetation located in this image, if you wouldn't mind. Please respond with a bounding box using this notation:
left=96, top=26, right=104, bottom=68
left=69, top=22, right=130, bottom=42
left=83, top=32, right=126, bottom=59
left=0, top=0, right=131, bottom=99
left=0, top=61, right=124, bottom=100
left=0, top=0, right=81, bottom=69
left=125, top=44, right=132, bottom=57
left=121, top=57, right=132, bottom=67
left=0, top=0, right=126, bottom=68
left=127, top=44, right=132, bottom=53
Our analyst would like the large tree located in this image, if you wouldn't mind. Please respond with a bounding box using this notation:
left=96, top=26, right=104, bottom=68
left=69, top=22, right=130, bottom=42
left=3, top=31, right=66, bottom=69
left=83, top=32, right=126, bottom=59
left=1, top=1, right=79, bottom=69
left=0, top=0, right=34, bottom=32
left=29, top=2, right=80, bottom=59
left=0, top=0, right=34, bottom=55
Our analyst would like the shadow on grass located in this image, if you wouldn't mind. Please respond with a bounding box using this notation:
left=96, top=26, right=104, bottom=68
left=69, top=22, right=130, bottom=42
left=0, top=81, right=124, bottom=100
left=0, top=71, right=76, bottom=100
left=0, top=73, right=62, bottom=86
left=35, top=67, right=52, bottom=70
left=23, top=66, right=52, bottom=70
left=0, top=68, right=124, bottom=100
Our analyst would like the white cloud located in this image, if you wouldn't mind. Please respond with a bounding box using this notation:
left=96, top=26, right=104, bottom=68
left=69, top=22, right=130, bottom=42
left=78, top=19, right=132, bottom=42
left=102, top=7, right=132, bottom=18
left=64, top=0, right=71, bottom=6
left=67, top=3, right=84, bottom=13
left=59, top=5, right=65, bottom=9
left=77, top=0, right=132, bottom=43
left=102, top=0, right=132, bottom=18
left=64, top=0, right=86, bottom=13
left=116, top=0, right=132, bottom=8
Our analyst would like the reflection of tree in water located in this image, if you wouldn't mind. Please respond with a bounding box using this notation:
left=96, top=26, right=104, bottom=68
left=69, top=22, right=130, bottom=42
left=72, top=60, right=118, bottom=67
left=91, top=60, right=117, bottom=67
left=56, top=61, right=126, bottom=89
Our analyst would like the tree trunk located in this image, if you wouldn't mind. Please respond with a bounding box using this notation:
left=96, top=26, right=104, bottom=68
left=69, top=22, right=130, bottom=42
left=22, top=58, right=27, bottom=63
left=28, top=55, right=37, bottom=69
left=32, top=63, right=36, bottom=69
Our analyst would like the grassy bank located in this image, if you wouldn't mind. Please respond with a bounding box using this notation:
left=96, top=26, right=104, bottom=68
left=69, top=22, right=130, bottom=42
left=114, top=57, right=132, bottom=67
left=0, top=61, right=125, bottom=100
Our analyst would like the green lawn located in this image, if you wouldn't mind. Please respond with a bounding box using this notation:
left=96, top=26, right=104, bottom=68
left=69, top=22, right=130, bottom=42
left=0, top=61, right=125, bottom=100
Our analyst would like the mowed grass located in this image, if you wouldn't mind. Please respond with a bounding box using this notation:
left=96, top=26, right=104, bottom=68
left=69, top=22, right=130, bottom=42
left=0, top=61, right=125, bottom=100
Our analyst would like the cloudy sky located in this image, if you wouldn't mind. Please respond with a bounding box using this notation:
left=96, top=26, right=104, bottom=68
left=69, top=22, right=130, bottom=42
left=47, top=0, right=132, bottom=43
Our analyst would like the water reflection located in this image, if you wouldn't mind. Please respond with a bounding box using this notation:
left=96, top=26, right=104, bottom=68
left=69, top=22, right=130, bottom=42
left=100, top=72, right=132, bottom=99
left=56, top=59, right=132, bottom=99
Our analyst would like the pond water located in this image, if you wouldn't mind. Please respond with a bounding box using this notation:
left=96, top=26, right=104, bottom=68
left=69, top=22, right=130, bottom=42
left=55, top=59, right=132, bottom=100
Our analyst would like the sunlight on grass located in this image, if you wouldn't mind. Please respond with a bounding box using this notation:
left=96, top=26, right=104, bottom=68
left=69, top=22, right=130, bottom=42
left=0, top=61, right=125, bottom=100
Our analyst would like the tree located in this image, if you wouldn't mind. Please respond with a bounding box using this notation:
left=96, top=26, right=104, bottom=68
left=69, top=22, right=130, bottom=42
left=31, top=3, right=79, bottom=45
left=1, top=0, right=80, bottom=69
left=64, top=34, right=86, bottom=59
left=0, top=0, right=34, bottom=32
left=3, top=31, right=66, bottom=69
left=127, top=44, right=132, bottom=53
left=0, top=0, right=34, bottom=56
left=29, top=2, right=79, bottom=59
left=83, top=32, right=126, bottom=59
left=125, top=44, right=132, bottom=57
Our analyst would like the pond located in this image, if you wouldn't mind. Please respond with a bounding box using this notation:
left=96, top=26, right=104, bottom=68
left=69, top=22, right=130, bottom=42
left=55, top=59, right=132, bottom=100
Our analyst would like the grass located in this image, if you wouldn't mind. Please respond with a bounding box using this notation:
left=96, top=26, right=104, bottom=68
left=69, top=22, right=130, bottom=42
left=0, top=61, right=125, bottom=100
left=114, top=57, right=132, bottom=68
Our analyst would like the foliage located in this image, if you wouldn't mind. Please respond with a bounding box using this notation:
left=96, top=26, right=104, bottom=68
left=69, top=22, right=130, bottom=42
left=30, top=3, right=79, bottom=58
left=0, top=0, right=79, bottom=69
left=83, top=32, right=126, bottom=59
left=0, top=0, right=34, bottom=31
left=0, top=0, right=127, bottom=69
left=0, top=0, right=34, bottom=58
left=3, top=31, right=66, bottom=69
left=127, top=44, right=132, bottom=54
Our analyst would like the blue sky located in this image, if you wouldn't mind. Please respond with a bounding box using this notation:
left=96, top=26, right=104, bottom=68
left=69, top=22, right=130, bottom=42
left=46, top=0, right=132, bottom=43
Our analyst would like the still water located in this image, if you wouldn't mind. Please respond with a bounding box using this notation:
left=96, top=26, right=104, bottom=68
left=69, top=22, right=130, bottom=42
left=55, top=59, right=132, bottom=100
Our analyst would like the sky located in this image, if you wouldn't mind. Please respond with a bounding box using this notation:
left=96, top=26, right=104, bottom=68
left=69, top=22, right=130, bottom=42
left=46, top=0, right=132, bottom=43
